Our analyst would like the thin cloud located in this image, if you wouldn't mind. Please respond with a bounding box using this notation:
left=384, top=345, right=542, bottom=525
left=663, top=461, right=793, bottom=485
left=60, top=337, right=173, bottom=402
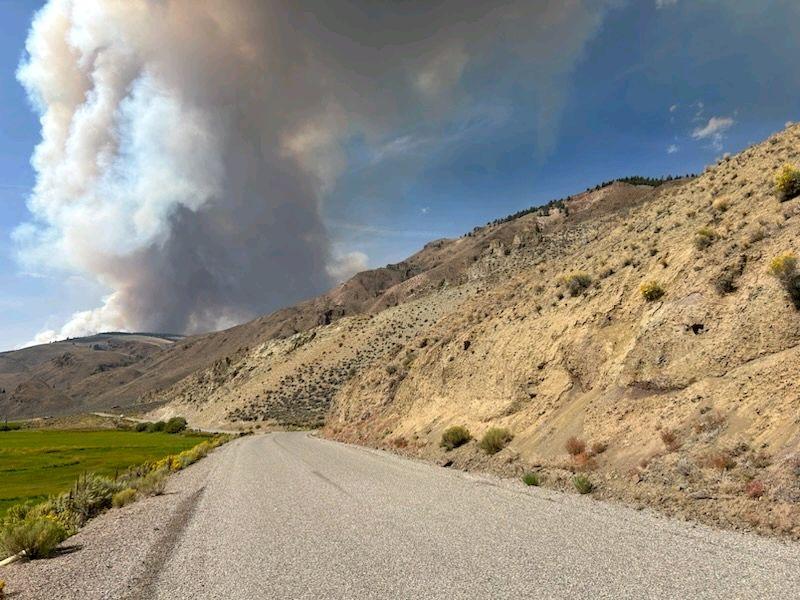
left=692, top=116, right=735, bottom=150
left=655, top=0, right=678, bottom=8
left=667, top=144, right=679, bottom=154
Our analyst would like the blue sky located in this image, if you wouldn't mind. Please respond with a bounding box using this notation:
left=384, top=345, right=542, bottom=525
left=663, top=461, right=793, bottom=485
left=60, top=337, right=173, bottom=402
left=1, top=0, right=798, bottom=350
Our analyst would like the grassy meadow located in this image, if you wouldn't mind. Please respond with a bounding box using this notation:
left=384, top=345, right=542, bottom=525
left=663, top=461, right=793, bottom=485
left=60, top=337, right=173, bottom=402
left=0, top=430, right=205, bottom=515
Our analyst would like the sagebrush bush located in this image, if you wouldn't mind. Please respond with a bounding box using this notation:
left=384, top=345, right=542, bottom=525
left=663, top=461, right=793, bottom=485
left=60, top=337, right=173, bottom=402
left=775, top=164, right=800, bottom=201
left=133, top=469, right=168, bottom=497
left=0, top=517, right=68, bottom=559
left=521, top=472, right=540, bottom=486
left=640, top=280, right=665, bottom=301
left=479, top=428, right=513, bottom=455
left=164, top=417, right=188, bottom=434
left=693, top=227, right=718, bottom=250
left=560, top=272, right=593, bottom=297
left=112, top=488, right=138, bottom=508
left=572, top=475, right=593, bottom=494
left=68, top=474, right=123, bottom=526
left=440, top=426, right=472, bottom=450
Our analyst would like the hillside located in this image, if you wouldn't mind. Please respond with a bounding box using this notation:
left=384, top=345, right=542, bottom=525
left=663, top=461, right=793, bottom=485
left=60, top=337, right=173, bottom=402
left=0, top=333, right=180, bottom=418
left=323, top=123, right=800, bottom=537
left=4, top=124, right=798, bottom=538
left=145, top=181, right=660, bottom=427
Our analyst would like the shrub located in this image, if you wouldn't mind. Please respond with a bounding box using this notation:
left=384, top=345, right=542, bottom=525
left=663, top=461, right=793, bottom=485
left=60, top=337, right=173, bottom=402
left=479, top=428, right=513, bottom=455
left=440, top=426, right=472, bottom=451
left=769, top=253, right=798, bottom=282
left=565, top=436, right=586, bottom=456
left=0, top=578, right=5, bottom=595
left=775, top=164, right=800, bottom=201
left=68, top=474, right=122, bottom=525
left=133, top=469, right=168, bottom=497
left=146, top=421, right=166, bottom=433
left=521, top=472, right=540, bottom=486
left=705, top=451, right=736, bottom=471
left=134, top=422, right=148, bottom=432
left=660, top=429, right=681, bottom=452
left=768, top=253, right=800, bottom=308
left=164, top=417, right=188, bottom=434
left=573, top=475, right=593, bottom=494
left=711, top=198, right=730, bottom=212
left=560, top=272, right=593, bottom=297
left=693, top=227, right=718, bottom=250
left=745, top=480, right=766, bottom=499
left=640, top=280, right=665, bottom=301
left=390, top=436, right=408, bottom=449
left=0, top=517, right=68, bottom=559
left=713, top=267, right=739, bottom=295
left=112, top=488, right=138, bottom=508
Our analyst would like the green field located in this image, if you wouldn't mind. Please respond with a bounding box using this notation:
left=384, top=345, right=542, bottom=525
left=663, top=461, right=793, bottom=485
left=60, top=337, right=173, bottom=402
left=0, top=430, right=205, bottom=515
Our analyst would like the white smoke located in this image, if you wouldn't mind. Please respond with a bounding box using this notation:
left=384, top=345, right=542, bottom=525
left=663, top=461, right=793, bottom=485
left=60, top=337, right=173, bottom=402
left=16, top=0, right=614, bottom=341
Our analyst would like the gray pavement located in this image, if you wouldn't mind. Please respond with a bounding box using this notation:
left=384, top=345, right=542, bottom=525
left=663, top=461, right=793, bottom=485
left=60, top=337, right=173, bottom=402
left=137, top=432, right=800, bottom=599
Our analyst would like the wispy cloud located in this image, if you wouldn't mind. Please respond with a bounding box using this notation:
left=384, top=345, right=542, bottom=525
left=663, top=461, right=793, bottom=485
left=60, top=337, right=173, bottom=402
left=667, top=144, right=679, bottom=154
left=420, top=207, right=430, bottom=215
left=655, top=0, right=678, bottom=8
left=669, top=104, right=678, bottom=113
left=327, top=220, right=446, bottom=239
left=692, top=116, right=735, bottom=150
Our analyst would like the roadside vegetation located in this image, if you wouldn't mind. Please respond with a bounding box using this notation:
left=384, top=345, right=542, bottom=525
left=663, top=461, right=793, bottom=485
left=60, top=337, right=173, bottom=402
left=0, top=432, right=233, bottom=561
left=479, top=428, right=513, bottom=455
left=0, top=429, right=205, bottom=516
left=440, top=425, right=472, bottom=450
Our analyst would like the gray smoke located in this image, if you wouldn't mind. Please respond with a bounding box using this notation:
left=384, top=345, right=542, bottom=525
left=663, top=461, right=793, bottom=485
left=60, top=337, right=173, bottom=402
left=16, top=0, right=613, bottom=342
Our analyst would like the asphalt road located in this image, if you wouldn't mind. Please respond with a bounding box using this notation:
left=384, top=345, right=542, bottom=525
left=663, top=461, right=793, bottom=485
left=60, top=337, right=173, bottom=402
left=121, top=432, right=799, bottom=599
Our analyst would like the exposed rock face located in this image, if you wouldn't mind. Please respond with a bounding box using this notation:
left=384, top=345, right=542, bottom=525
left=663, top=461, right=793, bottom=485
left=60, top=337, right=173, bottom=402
left=323, top=124, right=800, bottom=538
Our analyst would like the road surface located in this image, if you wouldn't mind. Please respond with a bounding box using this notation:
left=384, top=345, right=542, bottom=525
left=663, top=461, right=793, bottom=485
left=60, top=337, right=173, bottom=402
left=120, top=432, right=799, bottom=599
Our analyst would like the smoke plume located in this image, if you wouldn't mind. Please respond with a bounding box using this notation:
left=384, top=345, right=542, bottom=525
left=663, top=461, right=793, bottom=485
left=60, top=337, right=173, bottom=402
left=16, top=0, right=612, bottom=340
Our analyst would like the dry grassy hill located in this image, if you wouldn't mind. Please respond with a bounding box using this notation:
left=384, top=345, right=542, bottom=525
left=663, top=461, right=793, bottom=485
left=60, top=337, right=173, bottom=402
left=323, top=123, right=800, bottom=538
left=0, top=333, right=180, bottom=418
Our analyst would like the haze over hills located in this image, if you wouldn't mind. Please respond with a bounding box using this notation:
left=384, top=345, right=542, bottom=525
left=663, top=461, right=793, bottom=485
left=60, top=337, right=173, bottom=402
left=2, top=123, right=799, bottom=537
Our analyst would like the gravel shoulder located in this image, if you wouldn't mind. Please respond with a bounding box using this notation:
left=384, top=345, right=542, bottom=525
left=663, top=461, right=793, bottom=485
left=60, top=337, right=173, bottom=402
left=2, top=432, right=799, bottom=599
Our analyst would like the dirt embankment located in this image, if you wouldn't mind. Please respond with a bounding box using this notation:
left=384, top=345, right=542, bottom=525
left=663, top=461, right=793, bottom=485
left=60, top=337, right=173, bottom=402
left=324, top=123, right=800, bottom=539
